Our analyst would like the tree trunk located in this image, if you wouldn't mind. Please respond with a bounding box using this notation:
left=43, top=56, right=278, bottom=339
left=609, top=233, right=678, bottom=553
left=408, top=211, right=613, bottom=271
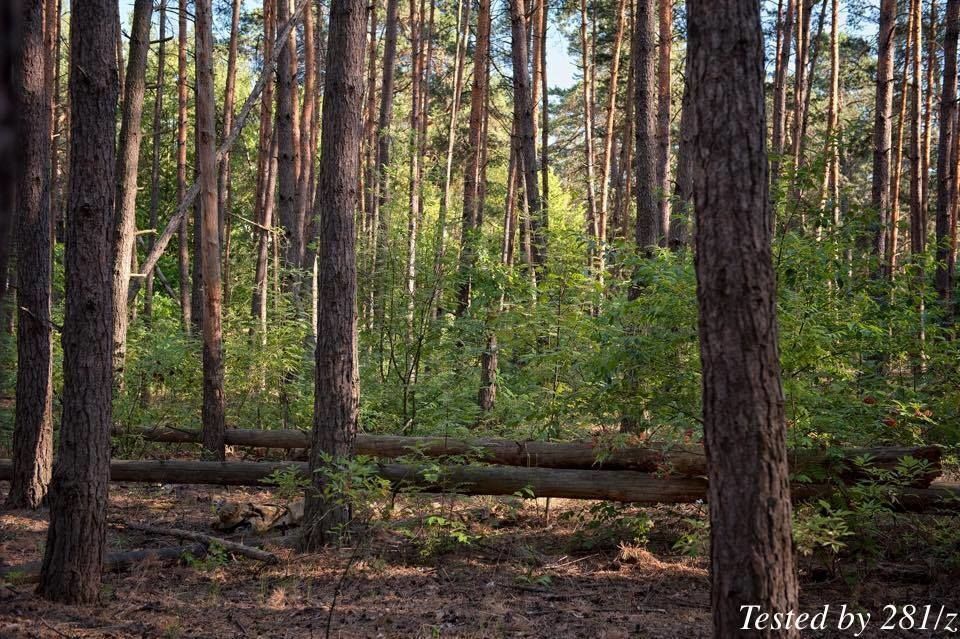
left=510, top=0, right=545, bottom=272
left=111, top=0, right=153, bottom=383
left=872, top=0, right=896, bottom=273
left=177, top=0, right=192, bottom=332
left=633, top=0, right=657, bottom=251
left=300, top=0, right=366, bottom=550
left=655, top=0, right=671, bottom=245
left=6, top=0, right=54, bottom=510
left=405, top=0, right=422, bottom=329
left=670, top=35, right=692, bottom=248
left=539, top=0, right=549, bottom=226
left=217, top=0, right=241, bottom=307
left=599, top=0, right=627, bottom=255
left=276, top=0, right=302, bottom=284
left=298, top=0, right=317, bottom=290
left=819, top=0, right=839, bottom=231
left=687, top=0, right=800, bottom=634
left=580, top=0, right=599, bottom=273
left=456, top=0, right=491, bottom=315
left=38, top=0, right=117, bottom=603
left=771, top=0, right=794, bottom=182
left=910, top=0, right=925, bottom=257
left=252, top=0, right=276, bottom=332
left=890, top=9, right=915, bottom=278
left=0, top=0, right=16, bottom=334
left=936, top=0, right=960, bottom=310
left=195, top=0, right=226, bottom=460
left=921, top=0, right=937, bottom=226
left=146, top=0, right=168, bottom=321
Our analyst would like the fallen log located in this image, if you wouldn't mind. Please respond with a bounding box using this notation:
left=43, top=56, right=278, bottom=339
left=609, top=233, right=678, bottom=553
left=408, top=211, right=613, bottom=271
left=0, top=544, right=206, bottom=585
left=116, top=521, right=280, bottom=563
left=2, top=459, right=957, bottom=512
left=123, top=427, right=942, bottom=486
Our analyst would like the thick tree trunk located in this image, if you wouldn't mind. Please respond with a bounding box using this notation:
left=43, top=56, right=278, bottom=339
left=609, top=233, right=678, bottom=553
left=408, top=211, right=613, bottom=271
left=300, top=0, right=366, bottom=550
left=872, top=0, right=896, bottom=272
left=510, top=0, right=545, bottom=271
left=177, top=0, right=192, bottom=332
left=129, top=427, right=943, bottom=486
left=687, top=1, right=800, bottom=634
left=6, top=459, right=956, bottom=513
left=633, top=0, right=657, bottom=251
left=111, top=0, right=153, bottom=382
left=6, top=0, right=54, bottom=510
left=194, top=0, right=226, bottom=460
left=145, top=0, right=168, bottom=321
left=936, top=0, right=960, bottom=310
left=456, top=0, right=491, bottom=315
left=38, top=0, right=117, bottom=603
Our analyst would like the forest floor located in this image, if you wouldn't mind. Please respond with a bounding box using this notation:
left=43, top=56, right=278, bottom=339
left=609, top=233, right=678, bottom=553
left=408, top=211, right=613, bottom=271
left=1, top=478, right=958, bottom=638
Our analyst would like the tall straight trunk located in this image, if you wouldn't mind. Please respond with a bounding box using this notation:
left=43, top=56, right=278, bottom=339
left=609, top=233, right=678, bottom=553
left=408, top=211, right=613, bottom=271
left=457, top=0, right=491, bottom=315
left=38, top=0, right=117, bottom=603
left=599, top=0, right=627, bottom=249
left=771, top=0, right=795, bottom=182
left=7, top=0, right=53, bottom=510
left=580, top=0, right=599, bottom=268
left=0, top=0, right=16, bottom=330
left=362, top=0, right=379, bottom=244
left=670, top=37, right=692, bottom=248
left=300, top=0, right=366, bottom=550
left=510, top=0, right=545, bottom=270
left=374, top=0, right=399, bottom=250
left=435, top=0, right=469, bottom=299
left=252, top=0, right=276, bottom=329
left=687, top=1, right=800, bottom=634
left=146, top=0, right=168, bottom=320
left=195, top=0, right=226, bottom=460
left=177, top=0, right=192, bottom=332
left=539, top=0, right=549, bottom=222
left=790, top=0, right=812, bottom=180
left=936, top=0, right=960, bottom=308
left=872, top=0, right=896, bottom=272
left=910, top=0, right=925, bottom=256
left=47, top=0, right=62, bottom=245
left=217, top=0, right=241, bottom=306
left=617, top=5, right=636, bottom=243
left=655, top=0, right=671, bottom=245
left=633, top=0, right=657, bottom=251
left=921, top=0, right=937, bottom=223
left=406, top=0, right=422, bottom=326
left=298, top=0, right=317, bottom=273
left=111, top=0, right=153, bottom=382
left=820, top=0, right=839, bottom=229
left=890, top=9, right=915, bottom=277
left=276, top=0, right=302, bottom=278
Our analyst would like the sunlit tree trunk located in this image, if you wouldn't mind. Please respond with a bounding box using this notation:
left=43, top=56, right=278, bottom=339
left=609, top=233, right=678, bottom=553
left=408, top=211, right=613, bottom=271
left=936, top=0, right=960, bottom=311
left=633, top=0, right=657, bottom=250
left=599, top=0, right=627, bottom=257
left=579, top=0, right=599, bottom=270
left=177, top=0, right=192, bottom=332
left=771, top=0, right=794, bottom=182
left=218, top=0, right=241, bottom=307
left=655, top=0, right=671, bottom=245
left=252, top=0, right=276, bottom=334
left=872, top=0, right=895, bottom=274
left=146, top=0, right=168, bottom=321
left=277, top=0, right=302, bottom=287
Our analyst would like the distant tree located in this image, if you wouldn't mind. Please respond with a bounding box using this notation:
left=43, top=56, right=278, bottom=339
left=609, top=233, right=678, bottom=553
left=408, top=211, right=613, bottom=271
left=687, top=0, right=800, bottom=635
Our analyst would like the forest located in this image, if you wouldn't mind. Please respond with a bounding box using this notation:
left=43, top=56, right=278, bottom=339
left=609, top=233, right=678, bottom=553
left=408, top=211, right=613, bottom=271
left=0, top=0, right=959, bottom=635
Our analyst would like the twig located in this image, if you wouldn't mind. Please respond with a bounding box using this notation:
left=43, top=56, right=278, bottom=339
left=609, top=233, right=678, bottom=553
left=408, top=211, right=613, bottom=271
left=117, top=521, right=280, bottom=564
left=40, top=618, right=74, bottom=639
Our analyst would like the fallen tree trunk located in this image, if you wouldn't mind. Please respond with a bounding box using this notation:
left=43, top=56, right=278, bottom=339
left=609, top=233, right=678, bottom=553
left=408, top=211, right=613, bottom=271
left=1, top=459, right=956, bottom=512
left=116, top=521, right=280, bottom=563
left=123, top=427, right=942, bottom=486
left=0, top=545, right=206, bottom=585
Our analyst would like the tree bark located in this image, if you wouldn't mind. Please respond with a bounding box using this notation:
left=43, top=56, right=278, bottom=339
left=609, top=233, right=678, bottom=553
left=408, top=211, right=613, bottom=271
left=687, top=0, right=800, bottom=634
left=177, top=0, right=192, bottom=332
left=252, top=0, right=276, bottom=333
left=276, top=0, right=302, bottom=282
left=936, top=0, right=960, bottom=310
left=655, top=0, right=671, bottom=245
left=194, top=0, right=226, bottom=461
left=111, top=0, right=153, bottom=383
left=217, top=0, right=241, bottom=306
left=599, top=0, right=627, bottom=256
left=890, top=9, right=915, bottom=277
left=6, top=0, right=54, bottom=510
left=510, top=0, right=545, bottom=271
left=771, top=0, right=795, bottom=182
left=670, top=35, right=692, bottom=248
left=0, top=0, right=17, bottom=333
left=300, top=0, right=366, bottom=550
left=633, top=0, right=657, bottom=251
left=910, top=0, right=925, bottom=257
left=457, top=0, right=491, bottom=315
left=38, top=0, right=117, bottom=603
left=872, top=0, right=896, bottom=273
left=580, top=0, right=599, bottom=271
left=145, top=0, right=168, bottom=321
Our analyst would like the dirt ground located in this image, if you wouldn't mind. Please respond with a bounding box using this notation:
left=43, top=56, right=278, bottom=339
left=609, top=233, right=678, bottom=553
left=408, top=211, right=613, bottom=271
left=1, top=482, right=958, bottom=639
